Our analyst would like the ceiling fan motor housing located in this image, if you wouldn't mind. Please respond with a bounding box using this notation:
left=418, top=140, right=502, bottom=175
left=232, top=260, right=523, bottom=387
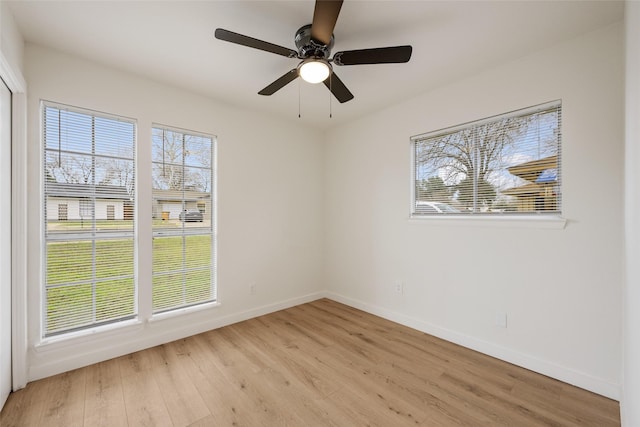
left=295, top=24, right=334, bottom=59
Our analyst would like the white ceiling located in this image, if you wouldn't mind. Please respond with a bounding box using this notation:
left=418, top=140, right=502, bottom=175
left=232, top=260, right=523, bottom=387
left=7, top=0, right=624, bottom=130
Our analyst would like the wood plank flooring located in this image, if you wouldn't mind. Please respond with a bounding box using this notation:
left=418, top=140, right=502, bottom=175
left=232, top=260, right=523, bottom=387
left=0, top=299, right=620, bottom=426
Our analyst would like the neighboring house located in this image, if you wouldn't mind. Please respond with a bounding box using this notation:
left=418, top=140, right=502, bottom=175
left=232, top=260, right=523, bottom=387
left=46, top=182, right=133, bottom=221
left=152, top=189, right=211, bottom=221
left=46, top=183, right=212, bottom=222
left=502, top=155, right=559, bottom=212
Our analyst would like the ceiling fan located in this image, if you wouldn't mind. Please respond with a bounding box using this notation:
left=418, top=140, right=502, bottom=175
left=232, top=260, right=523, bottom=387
left=214, top=0, right=412, bottom=103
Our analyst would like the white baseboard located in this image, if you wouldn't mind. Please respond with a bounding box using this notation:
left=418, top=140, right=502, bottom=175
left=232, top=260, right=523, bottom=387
left=324, top=291, right=621, bottom=401
left=27, top=290, right=621, bottom=402
left=28, top=292, right=325, bottom=382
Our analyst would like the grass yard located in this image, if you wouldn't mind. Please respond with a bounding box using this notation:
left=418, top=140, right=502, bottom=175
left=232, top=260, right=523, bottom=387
left=47, top=219, right=211, bottom=232
left=46, top=235, right=213, bottom=335
left=152, top=235, right=213, bottom=312
left=47, top=219, right=134, bottom=232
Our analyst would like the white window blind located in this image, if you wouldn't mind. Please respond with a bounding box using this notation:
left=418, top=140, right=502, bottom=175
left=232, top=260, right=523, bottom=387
left=151, top=126, right=216, bottom=314
left=43, top=102, right=136, bottom=336
left=411, top=101, right=561, bottom=215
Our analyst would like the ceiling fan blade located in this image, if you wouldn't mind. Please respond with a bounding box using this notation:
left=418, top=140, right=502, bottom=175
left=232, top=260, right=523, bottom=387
left=215, top=28, right=298, bottom=58
left=311, top=0, right=343, bottom=46
left=333, top=45, right=413, bottom=66
left=323, top=71, right=354, bottom=103
left=258, top=69, right=299, bottom=96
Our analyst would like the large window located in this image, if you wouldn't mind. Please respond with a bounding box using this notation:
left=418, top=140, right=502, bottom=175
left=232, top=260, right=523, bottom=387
left=43, top=102, right=136, bottom=336
left=151, top=125, right=216, bottom=313
left=411, top=101, right=561, bottom=215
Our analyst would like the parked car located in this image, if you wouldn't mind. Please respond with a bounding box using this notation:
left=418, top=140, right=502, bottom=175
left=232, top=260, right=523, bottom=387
left=415, top=201, right=460, bottom=214
left=179, top=209, right=204, bottom=222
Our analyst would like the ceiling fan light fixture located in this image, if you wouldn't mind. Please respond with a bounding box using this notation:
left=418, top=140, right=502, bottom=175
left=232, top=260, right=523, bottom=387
left=298, top=59, right=331, bottom=84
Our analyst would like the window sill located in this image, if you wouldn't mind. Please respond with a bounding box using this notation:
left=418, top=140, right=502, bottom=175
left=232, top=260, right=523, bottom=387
left=35, top=302, right=222, bottom=351
left=35, top=318, right=144, bottom=352
left=149, top=301, right=221, bottom=323
left=408, top=214, right=567, bottom=229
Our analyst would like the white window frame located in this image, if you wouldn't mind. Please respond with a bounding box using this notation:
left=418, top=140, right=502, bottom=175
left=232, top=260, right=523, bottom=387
left=410, top=101, right=566, bottom=228
left=41, top=101, right=137, bottom=337
left=37, top=104, right=221, bottom=348
left=150, top=124, right=217, bottom=316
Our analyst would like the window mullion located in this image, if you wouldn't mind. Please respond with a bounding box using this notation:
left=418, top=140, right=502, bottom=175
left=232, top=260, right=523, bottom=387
left=91, top=115, right=97, bottom=323
left=473, top=126, right=479, bottom=213
left=181, top=133, right=187, bottom=306
left=136, top=125, right=153, bottom=322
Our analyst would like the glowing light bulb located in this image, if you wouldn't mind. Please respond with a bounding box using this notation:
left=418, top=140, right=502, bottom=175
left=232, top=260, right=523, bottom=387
left=299, top=59, right=331, bottom=84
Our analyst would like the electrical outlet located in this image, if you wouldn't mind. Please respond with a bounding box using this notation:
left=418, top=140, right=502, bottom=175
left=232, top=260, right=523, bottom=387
left=394, top=281, right=404, bottom=295
left=250, top=283, right=257, bottom=295
left=495, top=312, right=507, bottom=328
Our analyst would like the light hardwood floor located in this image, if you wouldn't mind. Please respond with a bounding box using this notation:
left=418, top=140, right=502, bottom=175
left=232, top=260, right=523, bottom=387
left=0, top=299, right=620, bottom=426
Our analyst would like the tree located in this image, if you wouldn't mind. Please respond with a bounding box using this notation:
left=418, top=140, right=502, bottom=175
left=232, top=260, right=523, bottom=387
left=152, top=129, right=212, bottom=192
left=152, top=129, right=184, bottom=190
left=416, top=177, right=452, bottom=202
left=44, top=167, right=57, bottom=183
left=46, top=149, right=136, bottom=198
left=45, top=152, right=95, bottom=184
left=99, top=157, right=135, bottom=195
left=456, top=177, right=495, bottom=209
left=415, top=116, right=532, bottom=210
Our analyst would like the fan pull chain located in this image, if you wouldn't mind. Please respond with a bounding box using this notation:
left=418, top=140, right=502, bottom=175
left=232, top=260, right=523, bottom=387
left=329, top=73, right=333, bottom=118
left=298, top=79, right=301, bottom=118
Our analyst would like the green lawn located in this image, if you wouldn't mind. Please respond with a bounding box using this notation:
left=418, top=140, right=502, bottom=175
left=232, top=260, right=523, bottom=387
left=152, top=235, right=212, bottom=312
left=47, top=220, right=134, bottom=232
left=47, top=219, right=212, bottom=230
left=46, top=235, right=213, bottom=335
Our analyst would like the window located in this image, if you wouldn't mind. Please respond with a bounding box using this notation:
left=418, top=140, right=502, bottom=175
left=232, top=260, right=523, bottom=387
left=79, top=199, right=92, bottom=218
left=43, top=102, right=136, bottom=336
left=411, top=101, right=561, bottom=215
left=151, top=125, right=216, bottom=314
left=106, top=205, right=115, bottom=220
left=57, top=204, right=68, bottom=221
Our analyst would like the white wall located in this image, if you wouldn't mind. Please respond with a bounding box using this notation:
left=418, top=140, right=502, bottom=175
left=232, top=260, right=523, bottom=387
left=324, top=23, right=624, bottom=399
left=0, top=2, right=23, bottom=74
left=24, top=44, right=325, bottom=380
left=0, top=51, right=13, bottom=413
left=623, top=1, right=640, bottom=424
left=0, top=0, right=28, bottom=394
